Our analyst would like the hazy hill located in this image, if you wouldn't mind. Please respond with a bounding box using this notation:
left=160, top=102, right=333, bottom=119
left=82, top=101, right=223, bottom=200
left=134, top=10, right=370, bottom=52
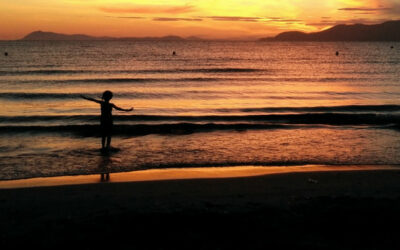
left=21, top=31, right=185, bottom=41
left=260, top=20, right=400, bottom=41
left=22, top=31, right=111, bottom=41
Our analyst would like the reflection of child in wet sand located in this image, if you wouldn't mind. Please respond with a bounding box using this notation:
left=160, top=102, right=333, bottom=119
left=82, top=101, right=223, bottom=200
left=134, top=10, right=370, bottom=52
left=81, top=91, right=133, bottom=150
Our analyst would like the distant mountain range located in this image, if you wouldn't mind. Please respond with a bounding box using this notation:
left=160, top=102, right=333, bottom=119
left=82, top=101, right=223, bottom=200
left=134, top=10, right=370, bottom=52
left=21, top=31, right=193, bottom=41
left=260, top=20, right=400, bottom=41
left=20, top=20, right=400, bottom=42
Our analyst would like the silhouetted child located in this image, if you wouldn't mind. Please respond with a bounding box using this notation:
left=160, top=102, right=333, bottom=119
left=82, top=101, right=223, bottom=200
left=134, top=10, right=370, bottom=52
left=81, top=91, right=133, bottom=150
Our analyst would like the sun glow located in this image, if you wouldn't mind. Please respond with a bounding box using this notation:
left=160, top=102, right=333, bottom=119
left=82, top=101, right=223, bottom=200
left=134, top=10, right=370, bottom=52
left=0, top=0, right=398, bottom=39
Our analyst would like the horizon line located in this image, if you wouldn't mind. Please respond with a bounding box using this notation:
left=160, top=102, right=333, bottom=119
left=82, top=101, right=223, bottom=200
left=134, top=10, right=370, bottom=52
left=3, top=19, right=399, bottom=42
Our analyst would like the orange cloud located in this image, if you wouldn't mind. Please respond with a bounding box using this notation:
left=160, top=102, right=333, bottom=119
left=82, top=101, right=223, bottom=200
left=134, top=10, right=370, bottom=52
left=153, top=17, right=202, bottom=22
left=99, top=5, right=195, bottom=14
left=107, top=16, right=145, bottom=19
left=265, top=17, right=303, bottom=22
left=204, top=16, right=261, bottom=22
left=306, top=18, right=390, bottom=28
left=338, top=7, right=390, bottom=11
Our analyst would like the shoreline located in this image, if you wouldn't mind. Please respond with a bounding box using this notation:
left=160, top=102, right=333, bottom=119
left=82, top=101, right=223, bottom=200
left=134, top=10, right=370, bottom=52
left=0, top=164, right=398, bottom=189
left=2, top=166, right=400, bottom=249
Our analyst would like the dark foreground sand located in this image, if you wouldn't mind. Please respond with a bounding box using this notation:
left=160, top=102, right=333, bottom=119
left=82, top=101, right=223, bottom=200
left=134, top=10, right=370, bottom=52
left=1, top=167, right=400, bottom=250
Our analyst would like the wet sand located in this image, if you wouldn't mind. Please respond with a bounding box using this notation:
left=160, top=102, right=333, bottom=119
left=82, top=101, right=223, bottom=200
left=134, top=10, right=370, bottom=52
left=0, top=165, right=395, bottom=189
left=1, top=166, right=400, bottom=249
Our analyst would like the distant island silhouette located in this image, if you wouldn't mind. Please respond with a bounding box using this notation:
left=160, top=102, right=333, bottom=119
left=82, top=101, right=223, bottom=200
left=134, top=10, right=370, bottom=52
left=21, top=31, right=191, bottom=41
left=19, top=20, right=400, bottom=42
left=260, top=20, right=400, bottom=42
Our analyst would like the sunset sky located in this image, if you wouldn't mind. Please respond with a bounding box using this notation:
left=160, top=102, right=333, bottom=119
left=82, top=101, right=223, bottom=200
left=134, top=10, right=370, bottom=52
left=1, top=0, right=399, bottom=40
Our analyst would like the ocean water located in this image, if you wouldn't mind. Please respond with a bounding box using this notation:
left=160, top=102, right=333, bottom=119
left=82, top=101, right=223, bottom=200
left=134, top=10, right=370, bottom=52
left=0, top=40, right=400, bottom=180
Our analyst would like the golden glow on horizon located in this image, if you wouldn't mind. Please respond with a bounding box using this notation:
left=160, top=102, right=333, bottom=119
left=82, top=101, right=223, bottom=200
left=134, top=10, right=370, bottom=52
left=0, top=0, right=399, bottom=39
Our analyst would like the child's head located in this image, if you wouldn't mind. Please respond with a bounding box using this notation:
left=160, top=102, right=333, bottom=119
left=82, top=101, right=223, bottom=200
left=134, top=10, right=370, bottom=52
left=102, top=90, right=113, bottom=101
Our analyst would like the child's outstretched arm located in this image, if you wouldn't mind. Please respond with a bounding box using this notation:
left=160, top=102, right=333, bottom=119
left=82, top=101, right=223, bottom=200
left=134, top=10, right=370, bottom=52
left=113, top=104, right=133, bottom=112
left=80, top=95, right=102, bottom=104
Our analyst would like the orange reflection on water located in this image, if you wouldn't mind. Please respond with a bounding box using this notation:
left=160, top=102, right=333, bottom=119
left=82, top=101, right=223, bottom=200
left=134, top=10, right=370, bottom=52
left=0, top=165, right=396, bottom=189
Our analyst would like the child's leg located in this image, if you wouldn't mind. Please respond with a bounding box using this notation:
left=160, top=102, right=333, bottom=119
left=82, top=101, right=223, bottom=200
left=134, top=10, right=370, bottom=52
left=106, top=135, right=111, bottom=149
left=101, top=136, right=106, bottom=149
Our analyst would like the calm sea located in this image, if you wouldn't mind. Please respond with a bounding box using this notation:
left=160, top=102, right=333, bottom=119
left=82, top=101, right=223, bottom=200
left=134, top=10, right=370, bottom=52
left=0, top=40, right=400, bottom=180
